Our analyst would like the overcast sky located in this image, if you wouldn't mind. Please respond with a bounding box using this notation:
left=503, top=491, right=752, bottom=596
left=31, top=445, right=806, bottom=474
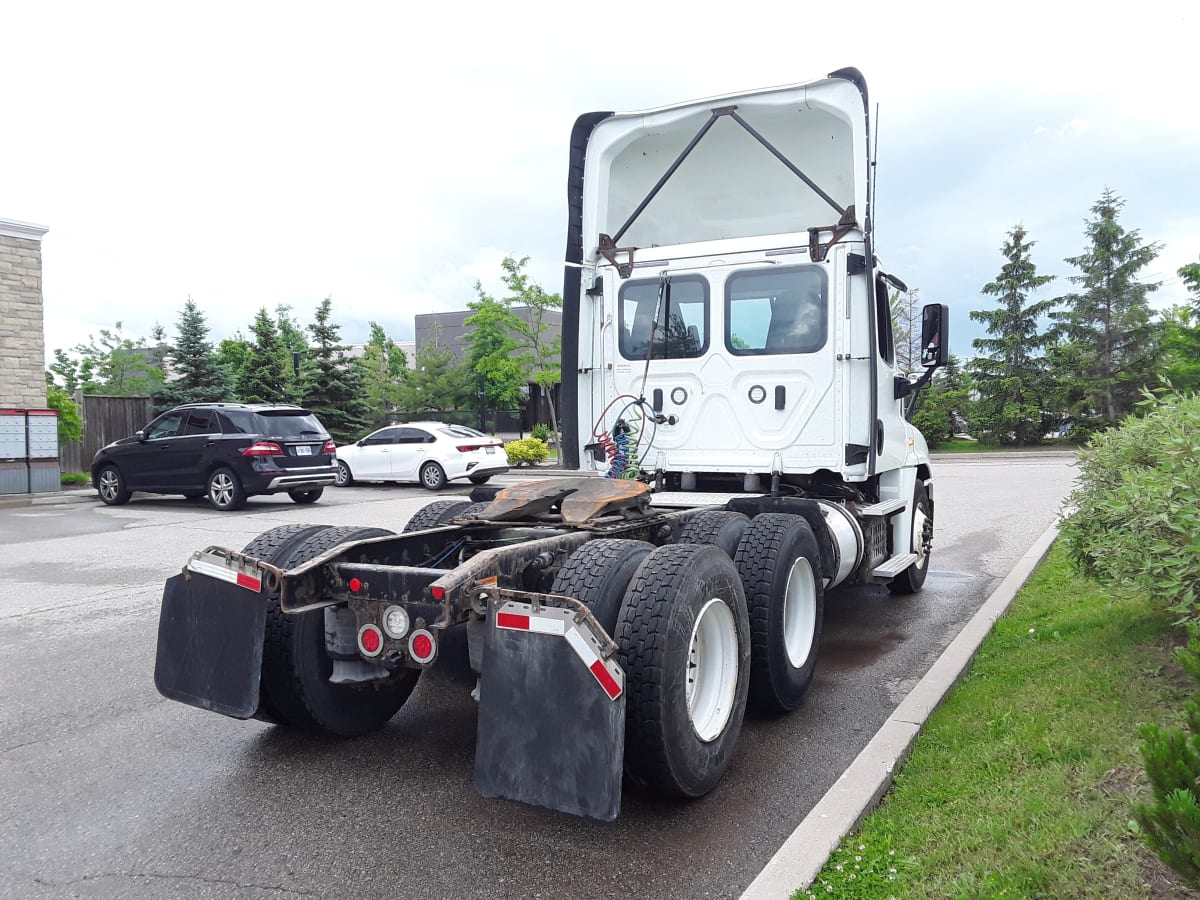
left=6, top=1, right=1198, bottom=365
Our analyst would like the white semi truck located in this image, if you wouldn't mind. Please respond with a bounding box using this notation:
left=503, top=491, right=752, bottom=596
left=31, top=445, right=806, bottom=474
left=154, top=67, right=948, bottom=821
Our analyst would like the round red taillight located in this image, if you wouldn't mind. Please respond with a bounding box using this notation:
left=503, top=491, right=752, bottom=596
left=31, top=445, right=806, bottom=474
left=348, top=577, right=362, bottom=592
left=358, top=624, right=383, bottom=658
left=408, top=629, right=436, bottom=664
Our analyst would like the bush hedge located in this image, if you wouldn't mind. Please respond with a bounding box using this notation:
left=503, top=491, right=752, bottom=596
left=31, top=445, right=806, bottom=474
left=1059, top=389, right=1200, bottom=624
left=504, top=438, right=549, bottom=466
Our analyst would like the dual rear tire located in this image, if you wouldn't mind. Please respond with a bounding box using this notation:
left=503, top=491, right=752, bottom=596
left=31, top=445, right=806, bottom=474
left=548, top=509, right=825, bottom=799
left=242, top=524, right=420, bottom=736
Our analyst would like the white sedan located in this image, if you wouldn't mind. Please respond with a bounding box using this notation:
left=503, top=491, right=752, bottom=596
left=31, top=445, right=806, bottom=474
left=334, top=422, right=509, bottom=491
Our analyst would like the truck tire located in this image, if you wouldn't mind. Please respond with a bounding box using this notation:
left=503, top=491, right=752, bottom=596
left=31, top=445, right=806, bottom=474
left=241, top=524, right=339, bottom=724
left=550, top=539, right=655, bottom=634
left=616, top=544, right=750, bottom=798
left=888, top=481, right=933, bottom=595
left=677, top=510, right=750, bottom=559
left=734, top=513, right=825, bottom=714
left=401, top=499, right=486, bottom=532
left=252, top=525, right=420, bottom=736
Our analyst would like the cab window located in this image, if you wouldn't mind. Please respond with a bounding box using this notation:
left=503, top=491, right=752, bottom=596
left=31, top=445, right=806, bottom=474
left=726, top=266, right=827, bottom=355
left=618, top=275, right=708, bottom=360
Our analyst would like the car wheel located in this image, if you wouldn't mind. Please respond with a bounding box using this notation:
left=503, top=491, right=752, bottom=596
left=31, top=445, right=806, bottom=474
left=96, top=464, right=130, bottom=506
left=289, top=487, right=324, bottom=504
left=419, top=461, right=447, bottom=491
left=207, top=467, right=247, bottom=511
left=468, top=473, right=491, bottom=485
left=334, top=461, right=353, bottom=487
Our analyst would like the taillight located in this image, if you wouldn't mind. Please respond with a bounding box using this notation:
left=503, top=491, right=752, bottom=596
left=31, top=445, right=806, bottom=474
left=408, top=629, right=436, bottom=664
left=456, top=444, right=478, bottom=453
left=321, top=440, right=336, bottom=454
left=358, top=623, right=384, bottom=658
left=242, top=441, right=284, bottom=457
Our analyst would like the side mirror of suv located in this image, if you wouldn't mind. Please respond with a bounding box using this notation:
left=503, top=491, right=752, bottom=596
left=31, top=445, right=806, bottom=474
left=136, top=430, right=146, bottom=442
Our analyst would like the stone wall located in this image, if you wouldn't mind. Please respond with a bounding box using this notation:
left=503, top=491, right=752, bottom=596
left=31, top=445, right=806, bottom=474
left=0, top=219, right=49, bottom=409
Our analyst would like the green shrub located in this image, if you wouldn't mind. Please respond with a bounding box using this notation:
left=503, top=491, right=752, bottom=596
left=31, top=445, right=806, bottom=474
left=505, top=437, right=549, bottom=466
left=1134, top=627, right=1200, bottom=888
left=60, top=472, right=90, bottom=485
left=1059, top=389, right=1200, bottom=623
left=530, top=423, right=551, bottom=443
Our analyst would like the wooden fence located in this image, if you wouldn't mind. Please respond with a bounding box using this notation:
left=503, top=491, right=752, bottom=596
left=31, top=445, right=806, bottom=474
left=60, top=394, right=154, bottom=472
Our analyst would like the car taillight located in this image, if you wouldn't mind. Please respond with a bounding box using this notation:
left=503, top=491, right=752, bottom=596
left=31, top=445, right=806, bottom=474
left=321, top=440, right=336, bottom=454
left=456, top=445, right=477, bottom=453
left=242, top=441, right=284, bottom=457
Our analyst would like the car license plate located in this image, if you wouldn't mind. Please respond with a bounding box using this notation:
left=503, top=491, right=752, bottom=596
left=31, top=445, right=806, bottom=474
left=297, top=445, right=312, bottom=456
left=485, top=446, right=495, bottom=455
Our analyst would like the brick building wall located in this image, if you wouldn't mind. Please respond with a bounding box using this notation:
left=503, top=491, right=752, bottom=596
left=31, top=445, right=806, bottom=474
left=0, top=219, right=50, bottom=408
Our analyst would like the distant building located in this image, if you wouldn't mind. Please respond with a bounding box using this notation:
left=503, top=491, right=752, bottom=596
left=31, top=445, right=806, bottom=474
left=415, top=308, right=562, bottom=362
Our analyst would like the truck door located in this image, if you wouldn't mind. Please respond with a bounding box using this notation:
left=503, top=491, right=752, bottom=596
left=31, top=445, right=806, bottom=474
left=600, top=264, right=839, bottom=474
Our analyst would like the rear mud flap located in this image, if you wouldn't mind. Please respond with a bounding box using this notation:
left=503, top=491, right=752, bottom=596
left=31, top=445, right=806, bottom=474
left=474, top=601, right=625, bottom=821
left=154, top=571, right=267, bottom=719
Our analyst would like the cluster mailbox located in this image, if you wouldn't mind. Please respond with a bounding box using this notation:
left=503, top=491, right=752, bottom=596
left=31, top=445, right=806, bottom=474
left=0, top=408, right=59, bottom=494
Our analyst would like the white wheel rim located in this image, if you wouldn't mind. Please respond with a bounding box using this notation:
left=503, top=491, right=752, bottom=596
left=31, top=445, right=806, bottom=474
left=912, top=505, right=930, bottom=570
left=783, top=557, right=818, bottom=669
left=422, top=465, right=440, bottom=487
left=99, top=469, right=119, bottom=500
left=686, top=597, right=739, bottom=742
left=210, top=473, right=234, bottom=506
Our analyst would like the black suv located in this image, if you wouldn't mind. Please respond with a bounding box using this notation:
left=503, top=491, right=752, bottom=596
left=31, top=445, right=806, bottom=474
left=91, top=403, right=338, bottom=510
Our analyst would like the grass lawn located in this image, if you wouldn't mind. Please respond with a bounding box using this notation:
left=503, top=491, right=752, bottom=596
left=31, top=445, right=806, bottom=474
left=931, top=439, right=1082, bottom=453
left=800, top=546, right=1199, bottom=899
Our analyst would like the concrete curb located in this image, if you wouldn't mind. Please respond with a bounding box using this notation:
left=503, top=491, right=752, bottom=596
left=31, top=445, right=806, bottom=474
left=0, top=490, right=96, bottom=510
left=739, top=521, right=1062, bottom=899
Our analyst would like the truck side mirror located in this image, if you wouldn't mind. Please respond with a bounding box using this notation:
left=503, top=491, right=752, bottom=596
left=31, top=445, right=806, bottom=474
left=920, top=304, right=949, bottom=369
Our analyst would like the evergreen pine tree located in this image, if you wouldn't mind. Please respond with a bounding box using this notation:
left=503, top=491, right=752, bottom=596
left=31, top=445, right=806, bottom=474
left=240, top=308, right=290, bottom=403
left=299, top=297, right=370, bottom=443
left=153, top=298, right=236, bottom=410
left=1052, top=189, right=1161, bottom=426
left=969, top=225, right=1057, bottom=446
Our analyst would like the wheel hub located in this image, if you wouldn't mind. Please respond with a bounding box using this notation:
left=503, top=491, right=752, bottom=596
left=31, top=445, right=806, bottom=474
left=685, top=597, right=739, bottom=742
left=782, top=558, right=817, bottom=669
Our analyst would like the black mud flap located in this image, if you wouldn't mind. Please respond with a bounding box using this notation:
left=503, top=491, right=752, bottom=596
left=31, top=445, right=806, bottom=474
left=154, top=571, right=268, bottom=719
left=474, top=600, right=625, bottom=821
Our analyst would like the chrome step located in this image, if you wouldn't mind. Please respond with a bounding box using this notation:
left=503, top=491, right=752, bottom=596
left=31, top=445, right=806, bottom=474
left=858, top=498, right=906, bottom=517
left=872, top=552, right=919, bottom=578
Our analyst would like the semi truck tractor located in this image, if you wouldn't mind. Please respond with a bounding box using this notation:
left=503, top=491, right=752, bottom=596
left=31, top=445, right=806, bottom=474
left=154, top=66, right=949, bottom=821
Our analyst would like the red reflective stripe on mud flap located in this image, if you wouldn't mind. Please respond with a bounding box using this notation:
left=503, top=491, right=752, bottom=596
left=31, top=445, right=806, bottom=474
left=589, top=659, right=622, bottom=700
left=496, top=612, right=530, bottom=630
left=236, top=572, right=262, bottom=592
